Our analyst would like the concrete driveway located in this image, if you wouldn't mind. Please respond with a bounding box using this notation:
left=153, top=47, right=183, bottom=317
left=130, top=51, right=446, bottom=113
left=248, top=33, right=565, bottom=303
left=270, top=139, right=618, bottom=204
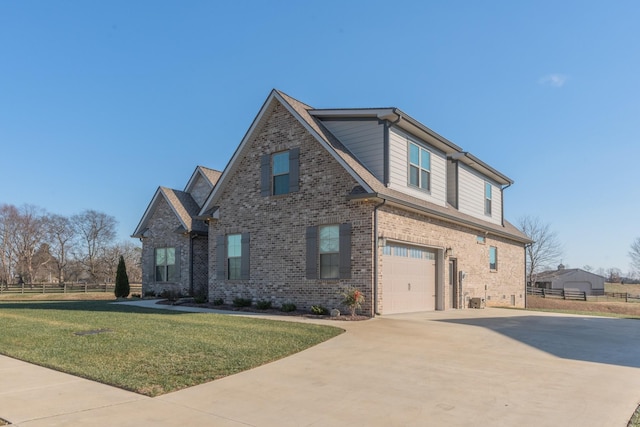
left=2, top=307, right=640, bottom=426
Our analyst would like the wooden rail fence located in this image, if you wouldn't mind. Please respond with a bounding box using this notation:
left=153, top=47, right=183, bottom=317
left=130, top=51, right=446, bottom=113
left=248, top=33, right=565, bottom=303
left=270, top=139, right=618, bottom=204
left=0, top=283, right=142, bottom=295
left=527, top=287, right=640, bottom=302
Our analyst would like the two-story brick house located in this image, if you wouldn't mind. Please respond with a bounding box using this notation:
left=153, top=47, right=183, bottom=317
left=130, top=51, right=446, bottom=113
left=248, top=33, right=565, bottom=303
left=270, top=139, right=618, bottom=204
left=134, top=89, right=531, bottom=316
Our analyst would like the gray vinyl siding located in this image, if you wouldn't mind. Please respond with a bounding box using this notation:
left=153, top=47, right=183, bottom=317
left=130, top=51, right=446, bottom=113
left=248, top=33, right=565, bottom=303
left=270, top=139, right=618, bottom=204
left=387, top=127, right=447, bottom=207
left=320, top=120, right=385, bottom=181
left=457, top=163, right=502, bottom=225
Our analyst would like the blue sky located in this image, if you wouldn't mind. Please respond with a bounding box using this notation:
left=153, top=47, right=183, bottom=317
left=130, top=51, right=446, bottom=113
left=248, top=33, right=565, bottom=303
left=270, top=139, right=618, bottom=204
left=1, top=1, right=638, bottom=274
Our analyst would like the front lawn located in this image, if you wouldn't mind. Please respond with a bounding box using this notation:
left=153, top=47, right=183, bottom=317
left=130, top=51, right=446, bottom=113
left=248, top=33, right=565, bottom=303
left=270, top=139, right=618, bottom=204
left=0, top=300, right=343, bottom=396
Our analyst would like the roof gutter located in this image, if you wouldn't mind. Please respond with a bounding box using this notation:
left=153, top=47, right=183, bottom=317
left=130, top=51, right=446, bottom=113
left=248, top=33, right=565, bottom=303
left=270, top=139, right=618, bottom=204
left=501, top=182, right=512, bottom=227
left=381, top=109, right=402, bottom=187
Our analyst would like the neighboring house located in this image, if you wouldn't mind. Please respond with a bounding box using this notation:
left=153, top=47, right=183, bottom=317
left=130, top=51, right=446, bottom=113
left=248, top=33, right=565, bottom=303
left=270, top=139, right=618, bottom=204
left=533, top=265, right=605, bottom=295
left=186, top=89, right=532, bottom=316
left=132, top=166, right=221, bottom=297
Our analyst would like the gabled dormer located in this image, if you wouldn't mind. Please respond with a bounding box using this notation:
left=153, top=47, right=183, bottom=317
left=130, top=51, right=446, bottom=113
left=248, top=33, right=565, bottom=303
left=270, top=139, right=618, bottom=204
left=184, top=166, right=222, bottom=208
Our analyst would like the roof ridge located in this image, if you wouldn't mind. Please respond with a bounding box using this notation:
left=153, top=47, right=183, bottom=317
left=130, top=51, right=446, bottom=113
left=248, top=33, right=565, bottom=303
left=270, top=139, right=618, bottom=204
left=274, top=89, right=314, bottom=110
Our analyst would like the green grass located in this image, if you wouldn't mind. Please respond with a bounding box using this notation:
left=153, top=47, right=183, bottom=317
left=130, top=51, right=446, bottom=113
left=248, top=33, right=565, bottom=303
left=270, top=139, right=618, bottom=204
left=0, top=300, right=343, bottom=396
left=630, top=405, right=640, bottom=427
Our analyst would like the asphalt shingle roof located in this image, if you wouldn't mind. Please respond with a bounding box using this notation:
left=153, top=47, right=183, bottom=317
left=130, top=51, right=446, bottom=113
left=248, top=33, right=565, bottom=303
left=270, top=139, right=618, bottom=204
left=159, top=187, right=208, bottom=234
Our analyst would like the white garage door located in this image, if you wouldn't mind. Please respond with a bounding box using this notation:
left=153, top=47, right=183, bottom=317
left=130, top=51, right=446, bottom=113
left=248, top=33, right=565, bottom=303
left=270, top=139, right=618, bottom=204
left=382, top=243, right=436, bottom=314
left=564, top=281, right=592, bottom=292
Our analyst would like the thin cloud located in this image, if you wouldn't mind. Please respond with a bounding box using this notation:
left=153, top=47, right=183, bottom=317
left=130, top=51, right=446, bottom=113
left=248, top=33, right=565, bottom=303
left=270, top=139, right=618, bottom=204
left=539, top=74, right=568, bottom=88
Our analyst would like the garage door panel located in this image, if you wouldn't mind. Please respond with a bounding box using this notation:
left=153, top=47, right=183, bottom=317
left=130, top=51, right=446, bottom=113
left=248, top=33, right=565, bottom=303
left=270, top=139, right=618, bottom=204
left=564, top=281, right=592, bottom=292
left=382, top=244, right=436, bottom=314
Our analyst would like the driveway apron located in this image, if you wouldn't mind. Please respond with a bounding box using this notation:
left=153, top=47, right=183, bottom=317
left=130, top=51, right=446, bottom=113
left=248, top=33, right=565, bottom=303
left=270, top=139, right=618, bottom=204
left=2, top=307, right=640, bottom=426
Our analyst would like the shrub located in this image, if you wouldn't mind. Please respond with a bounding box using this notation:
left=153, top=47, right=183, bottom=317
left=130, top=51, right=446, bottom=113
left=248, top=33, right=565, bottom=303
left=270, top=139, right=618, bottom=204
left=341, top=286, right=365, bottom=317
left=310, top=305, right=328, bottom=315
left=114, top=255, right=130, bottom=298
left=233, top=297, right=252, bottom=308
left=256, top=300, right=272, bottom=310
left=212, top=298, right=224, bottom=306
left=280, top=303, right=297, bottom=312
left=144, top=290, right=156, bottom=298
left=193, top=294, right=207, bottom=304
left=161, top=289, right=181, bottom=302
left=131, top=293, right=141, bottom=299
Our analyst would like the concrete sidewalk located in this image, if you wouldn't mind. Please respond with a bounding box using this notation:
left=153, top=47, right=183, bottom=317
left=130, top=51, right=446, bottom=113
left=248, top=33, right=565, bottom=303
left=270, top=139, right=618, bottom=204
left=2, top=305, right=640, bottom=426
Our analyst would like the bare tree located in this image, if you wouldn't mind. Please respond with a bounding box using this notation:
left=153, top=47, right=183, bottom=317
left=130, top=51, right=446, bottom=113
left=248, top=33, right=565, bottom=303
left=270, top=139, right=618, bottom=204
left=32, top=243, right=57, bottom=283
left=46, top=214, right=76, bottom=284
left=630, top=238, right=640, bottom=275
left=518, top=215, right=563, bottom=286
left=100, top=244, right=121, bottom=284
left=72, top=210, right=117, bottom=283
left=0, top=204, right=19, bottom=286
left=98, top=241, right=142, bottom=284
left=606, top=267, right=622, bottom=283
left=10, top=205, right=47, bottom=283
left=117, top=241, right=142, bottom=283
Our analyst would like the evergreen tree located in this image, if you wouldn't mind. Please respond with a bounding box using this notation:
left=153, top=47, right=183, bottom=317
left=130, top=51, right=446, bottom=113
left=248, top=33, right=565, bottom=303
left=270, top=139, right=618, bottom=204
left=114, top=255, right=130, bottom=298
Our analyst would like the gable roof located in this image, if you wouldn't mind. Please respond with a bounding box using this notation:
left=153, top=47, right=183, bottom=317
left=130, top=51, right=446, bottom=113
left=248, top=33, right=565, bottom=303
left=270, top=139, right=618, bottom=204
left=184, top=165, right=222, bottom=193
left=199, top=89, right=531, bottom=244
left=199, top=89, right=377, bottom=215
left=132, top=186, right=207, bottom=238
left=535, top=268, right=605, bottom=282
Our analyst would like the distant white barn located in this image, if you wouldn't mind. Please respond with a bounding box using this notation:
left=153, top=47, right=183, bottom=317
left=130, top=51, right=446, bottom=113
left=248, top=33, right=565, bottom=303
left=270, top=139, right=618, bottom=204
left=533, top=265, right=605, bottom=294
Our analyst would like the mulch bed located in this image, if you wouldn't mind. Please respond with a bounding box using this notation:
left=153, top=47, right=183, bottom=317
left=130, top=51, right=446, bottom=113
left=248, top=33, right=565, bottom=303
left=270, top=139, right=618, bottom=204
left=155, top=299, right=370, bottom=321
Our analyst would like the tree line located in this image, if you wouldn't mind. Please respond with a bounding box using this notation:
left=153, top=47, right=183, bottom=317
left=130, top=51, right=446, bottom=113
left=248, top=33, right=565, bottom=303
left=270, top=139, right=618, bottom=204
left=520, top=215, right=640, bottom=284
left=0, top=204, right=141, bottom=286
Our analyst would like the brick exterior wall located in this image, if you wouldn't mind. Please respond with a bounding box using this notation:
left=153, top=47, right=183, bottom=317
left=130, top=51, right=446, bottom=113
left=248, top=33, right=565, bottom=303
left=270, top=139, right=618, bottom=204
left=206, top=99, right=526, bottom=316
left=141, top=197, right=194, bottom=297
left=377, top=205, right=525, bottom=310
left=208, top=101, right=376, bottom=315
left=191, top=235, right=208, bottom=298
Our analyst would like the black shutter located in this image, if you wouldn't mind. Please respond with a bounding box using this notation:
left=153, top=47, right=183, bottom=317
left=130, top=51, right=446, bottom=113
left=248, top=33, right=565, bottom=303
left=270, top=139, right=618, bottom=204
left=173, top=247, right=181, bottom=282
left=216, top=235, right=226, bottom=280
left=260, top=154, right=271, bottom=196
left=339, top=223, right=352, bottom=279
left=289, top=147, right=300, bottom=192
left=241, top=233, right=250, bottom=280
left=305, top=226, right=318, bottom=279
left=148, top=247, right=157, bottom=282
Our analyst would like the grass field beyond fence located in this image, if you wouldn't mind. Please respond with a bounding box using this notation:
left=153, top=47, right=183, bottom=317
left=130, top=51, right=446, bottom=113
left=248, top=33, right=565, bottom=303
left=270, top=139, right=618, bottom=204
left=0, top=300, right=343, bottom=396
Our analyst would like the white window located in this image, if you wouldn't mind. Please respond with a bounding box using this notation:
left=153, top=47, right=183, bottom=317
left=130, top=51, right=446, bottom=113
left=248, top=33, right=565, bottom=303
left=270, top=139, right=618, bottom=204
left=155, top=247, right=176, bottom=282
left=319, top=225, right=339, bottom=279
left=409, top=142, right=431, bottom=191
left=485, top=182, right=492, bottom=216
left=272, top=151, right=290, bottom=195
left=489, top=246, right=498, bottom=271
left=227, top=234, right=242, bottom=280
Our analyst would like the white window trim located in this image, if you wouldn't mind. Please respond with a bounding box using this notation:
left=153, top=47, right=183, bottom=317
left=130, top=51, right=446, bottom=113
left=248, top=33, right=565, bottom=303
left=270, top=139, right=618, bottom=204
left=489, top=246, right=498, bottom=271
left=484, top=182, right=492, bottom=216
left=408, top=142, right=431, bottom=192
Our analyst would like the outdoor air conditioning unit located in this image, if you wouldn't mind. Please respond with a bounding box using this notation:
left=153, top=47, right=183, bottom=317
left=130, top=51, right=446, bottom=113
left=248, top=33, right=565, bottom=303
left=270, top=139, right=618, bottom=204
left=470, top=297, right=483, bottom=309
